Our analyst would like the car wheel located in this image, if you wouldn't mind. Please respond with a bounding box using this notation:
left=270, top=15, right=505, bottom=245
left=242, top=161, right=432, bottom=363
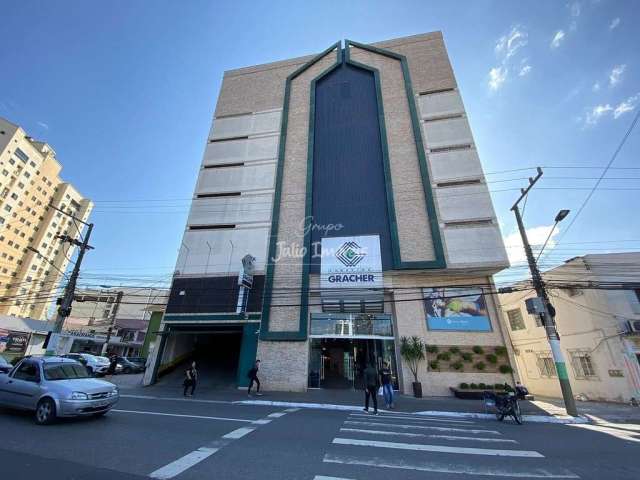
left=123, top=367, right=131, bottom=374
left=35, top=398, right=56, bottom=425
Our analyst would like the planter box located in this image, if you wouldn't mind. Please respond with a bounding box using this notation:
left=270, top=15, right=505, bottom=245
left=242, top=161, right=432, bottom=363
left=449, top=387, right=534, bottom=401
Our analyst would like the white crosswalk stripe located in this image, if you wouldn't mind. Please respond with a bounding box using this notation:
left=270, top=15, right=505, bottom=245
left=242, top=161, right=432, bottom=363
left=315, top=410, right=580, bottom=479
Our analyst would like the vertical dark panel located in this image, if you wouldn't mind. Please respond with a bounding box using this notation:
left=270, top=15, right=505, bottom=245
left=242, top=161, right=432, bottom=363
left=310, top=64, right=392, bottom=273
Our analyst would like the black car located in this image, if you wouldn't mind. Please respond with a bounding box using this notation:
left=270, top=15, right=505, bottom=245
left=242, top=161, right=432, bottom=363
left=0, top=355, right=12, bottom=374
left=116, top=356, right=144, bottom=374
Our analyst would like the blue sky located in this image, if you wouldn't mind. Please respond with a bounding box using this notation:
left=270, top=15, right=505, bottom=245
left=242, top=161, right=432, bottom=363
left=1, top=0, right=638, bottom=289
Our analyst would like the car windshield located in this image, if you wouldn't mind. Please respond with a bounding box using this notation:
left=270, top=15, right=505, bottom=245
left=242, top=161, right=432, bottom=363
left=43, top=362, right=91, bottom=380
left=96, top=356, right=110, bottom=363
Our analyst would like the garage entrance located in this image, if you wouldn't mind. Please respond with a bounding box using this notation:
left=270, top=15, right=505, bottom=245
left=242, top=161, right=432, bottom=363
left=152, top=322, right=259, bottom=391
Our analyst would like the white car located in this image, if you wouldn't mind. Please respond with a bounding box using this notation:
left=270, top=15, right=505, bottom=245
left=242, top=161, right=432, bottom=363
left=62, top=353, right=110, bottom=376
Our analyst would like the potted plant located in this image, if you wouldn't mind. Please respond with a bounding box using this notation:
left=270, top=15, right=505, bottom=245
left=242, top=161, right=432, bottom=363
left=401, top=336, right=426, bottom=398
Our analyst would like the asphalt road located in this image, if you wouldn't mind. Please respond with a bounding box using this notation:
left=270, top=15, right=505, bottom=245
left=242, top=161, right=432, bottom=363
left=1, top=394, right=639, bottom=480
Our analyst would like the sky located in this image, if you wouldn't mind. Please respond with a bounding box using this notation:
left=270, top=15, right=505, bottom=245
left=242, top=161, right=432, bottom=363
left=0, top=0, right=639, bottom=291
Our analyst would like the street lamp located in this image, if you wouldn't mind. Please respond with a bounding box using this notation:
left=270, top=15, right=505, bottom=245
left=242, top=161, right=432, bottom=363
left=536, top=209, right=571, bottom=262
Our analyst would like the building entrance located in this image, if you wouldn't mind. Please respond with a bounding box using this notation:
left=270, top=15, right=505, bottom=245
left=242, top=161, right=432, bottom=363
left=307, top=313, right=398, bottom=390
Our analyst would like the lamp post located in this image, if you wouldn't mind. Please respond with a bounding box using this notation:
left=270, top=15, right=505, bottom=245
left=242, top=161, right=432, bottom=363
left=512, top=178, right=577, bottom=416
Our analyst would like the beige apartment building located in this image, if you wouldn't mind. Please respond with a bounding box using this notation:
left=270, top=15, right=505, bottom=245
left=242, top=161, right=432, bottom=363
left=0, top=117, right=93, bottom=320
left=499, top=253, right=640, bottom=403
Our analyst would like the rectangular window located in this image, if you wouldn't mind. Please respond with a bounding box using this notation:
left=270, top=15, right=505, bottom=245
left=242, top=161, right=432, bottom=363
left=532, top=313, right=544, bottom=328
left=14, top=148, right=29, bottom=162
left=4, top=205, right=11, bottom=212
left=570, top=351, right=597, bottom=379
left=2, top=170, right=8, bottom=176
left=506, top=309, right=526, bottom=331
left=536, top=354, right=557, bottom=377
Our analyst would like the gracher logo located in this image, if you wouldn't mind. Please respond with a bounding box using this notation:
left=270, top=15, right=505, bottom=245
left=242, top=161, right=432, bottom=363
left=335, top=241, right=366, bottom=267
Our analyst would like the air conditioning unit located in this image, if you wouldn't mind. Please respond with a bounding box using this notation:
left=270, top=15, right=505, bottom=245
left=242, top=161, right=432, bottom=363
left=627, top=320, right=640, bottom=334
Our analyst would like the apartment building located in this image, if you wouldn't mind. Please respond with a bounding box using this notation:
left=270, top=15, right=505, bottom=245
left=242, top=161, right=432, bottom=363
left=0, top=117, right=93, bottom=320
left=146, top=33, right=514, bottom=395
left=499, top=253, right=640, bottom=403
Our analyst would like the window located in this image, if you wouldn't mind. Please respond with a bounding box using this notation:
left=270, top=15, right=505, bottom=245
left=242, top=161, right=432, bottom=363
left=4, top=205, right=11, bottom=212
left=29, top=161, right=36, bottom=168
left=24, top=171, right=30, bottom=178
left=0, top=217, right=3, bottom=225
left=506, top=309, right=525, bottom=330
left=17, top=182, right=24, bottom=189
left=14, top=148, right=29, bottom=163
left=10, top=193, right=18, bottom=200
left=536, top=354, right=557, bottom=377
left=14, top=362, right=40, bottom=382
left=570, top=351, right=597, bottom=379
left=1, top=170, right=7, bottom=176
left=531, top=313, right=544, bottom=328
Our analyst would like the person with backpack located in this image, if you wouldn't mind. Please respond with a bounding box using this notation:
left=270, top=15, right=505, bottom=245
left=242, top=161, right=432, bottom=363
left=362, top=362, right=379, bottom=415
left=247, top=360, right=262, bottom=396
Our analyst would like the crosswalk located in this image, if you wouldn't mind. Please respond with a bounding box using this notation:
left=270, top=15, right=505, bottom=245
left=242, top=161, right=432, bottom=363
left=315, top=411, right=580, bottom=479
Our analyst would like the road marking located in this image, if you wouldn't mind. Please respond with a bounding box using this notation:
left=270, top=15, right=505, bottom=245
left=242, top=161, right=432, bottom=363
left=222, top=427, right=256, bottom=439
left=149, top=447, right=219, bottom=479
left=344, top=420, right=501, bottom=435
left=340, top=428, right=517, bottom=443
left=112, top=409, right=255, bottom=423
left=120, top=394, right=232, bottom=404
left=332, top=438, right=543, bottom=457
left=267, top=412, right=287, bottom=418
left=284, top=407, right=301, bottom=413
left=324, top=454, right=579, bottom=478
left=569, top=423, right=640, bottom=443
left=349, top=413, right=473, bottom=424
left=252, top=419, right=272, bottom=425
left=314, top=476, right=355, bottom=480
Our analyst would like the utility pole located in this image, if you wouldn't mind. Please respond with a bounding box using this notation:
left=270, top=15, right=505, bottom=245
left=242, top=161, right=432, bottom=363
left=511, top=167, right=578, bottom=416
left=45, top=204, right=94, bottom=355
left=101, top=290, right=124, bottom=356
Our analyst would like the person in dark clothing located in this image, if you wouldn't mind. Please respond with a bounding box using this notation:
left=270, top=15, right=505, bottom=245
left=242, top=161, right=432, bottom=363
left=247, top=360, right=262, bottom=396
left=380, top=361, right=394, bottom=409
left=183, top=361, right=198, bottom=397
left=363, top=363, right=379, bottom=414
left=515, top=381, right=529, bottom=400
left=106, top=354, right=117, bottom=378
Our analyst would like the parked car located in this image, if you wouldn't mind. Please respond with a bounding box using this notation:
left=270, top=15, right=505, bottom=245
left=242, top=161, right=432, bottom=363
left=0, top=355, right=12, bottom=374
left=127, top=357, right=147, bottom=369
left=0, top=356, right=119, bottom=425
left=116, top=356, right=144, bottom=374
left=61, top=353, right=110, bottom=377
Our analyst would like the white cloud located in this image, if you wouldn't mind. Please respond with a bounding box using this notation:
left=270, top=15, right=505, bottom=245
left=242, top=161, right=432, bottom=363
left=488, top=66, right=508, bottom=91
left=592, top=82, right=600, bottom=92
left=613, top=94, right=640, bottom=118
left=609, top=17, right=620, bottom=30
left=519, top=65, right=532, bottom=77
left=569, top=1, right=582, bottom=17
left=551, top=30, right=566, bottom=49
left=585, top=104, right=613, bottom=125
left=495, top=26, right=528, bottom=60
left=503, top=225, right=560, bottom=265
left=608, top=64, right=626, bottom=87
left=37, top=121, right=49, bottom=130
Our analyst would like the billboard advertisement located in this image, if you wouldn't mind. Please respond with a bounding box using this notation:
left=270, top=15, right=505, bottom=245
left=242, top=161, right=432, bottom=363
left=320, top=235, right=383, bottom=290
left=0, top=329, right=31, bottom=354
left=423, top=287, right=492, bottom=332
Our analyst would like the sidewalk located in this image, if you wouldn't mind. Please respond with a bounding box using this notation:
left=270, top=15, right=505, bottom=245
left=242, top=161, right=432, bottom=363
left=112, top=376, right=592, bottom=423
left=532, top=395, right=640, bottom=423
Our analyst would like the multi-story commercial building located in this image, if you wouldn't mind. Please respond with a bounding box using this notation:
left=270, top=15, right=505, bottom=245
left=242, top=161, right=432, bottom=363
left=147, top=33, right=514, bottom=395
left=499, top=253, right=640, bottom=403
left=0, top=117, right=93, bottom=320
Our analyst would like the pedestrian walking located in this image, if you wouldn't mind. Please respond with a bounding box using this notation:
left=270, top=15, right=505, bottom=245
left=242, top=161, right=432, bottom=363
left=380, top=360, right=394, bottom=409
left=363, top=362, right=379, bottom=415
left=247, top=360, right=262, bottom=396
left=183, top=361, right=198, bottom=397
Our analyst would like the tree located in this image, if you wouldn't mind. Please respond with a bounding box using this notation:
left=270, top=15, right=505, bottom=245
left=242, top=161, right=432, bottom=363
left=400, top=336, right=426, bottom=383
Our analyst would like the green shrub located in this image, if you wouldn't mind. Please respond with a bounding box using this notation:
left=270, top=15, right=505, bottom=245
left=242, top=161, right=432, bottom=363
left=499, top=364, right=513, bottom=374
left=494, top=346, right=508, bottom=357
left=461, top=352, right=473, bottom=362
left=429, top=360, right=440, bottom=370
left=472, top=346, right=484, bottom=354
left=437, top=352, right=451, bottom=362
left=494, top=383, right=505, bottom=390
left=474, top=361, right=486, bottom=371
left=478, top=382, right=487, bottom=389
left=451, top=361, right=463, bottom=371
left=449, top=346, right=461, bottom=355
left=459, top=382, right=469, bottom=389
left=469, top=383, right=479, bottom=389
left=485, top=354, right=498, bottom=364
left=425, top=344, right=439, bottom=354
left=504, top=383, right=514, bottom=392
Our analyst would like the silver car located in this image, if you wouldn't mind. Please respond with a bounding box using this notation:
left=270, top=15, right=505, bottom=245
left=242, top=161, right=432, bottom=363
left=0, top=356, right=119, bottom=425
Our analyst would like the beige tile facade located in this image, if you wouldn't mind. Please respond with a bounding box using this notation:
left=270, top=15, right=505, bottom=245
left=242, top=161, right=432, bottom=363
left=0, top=117, right=93, bottom=320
